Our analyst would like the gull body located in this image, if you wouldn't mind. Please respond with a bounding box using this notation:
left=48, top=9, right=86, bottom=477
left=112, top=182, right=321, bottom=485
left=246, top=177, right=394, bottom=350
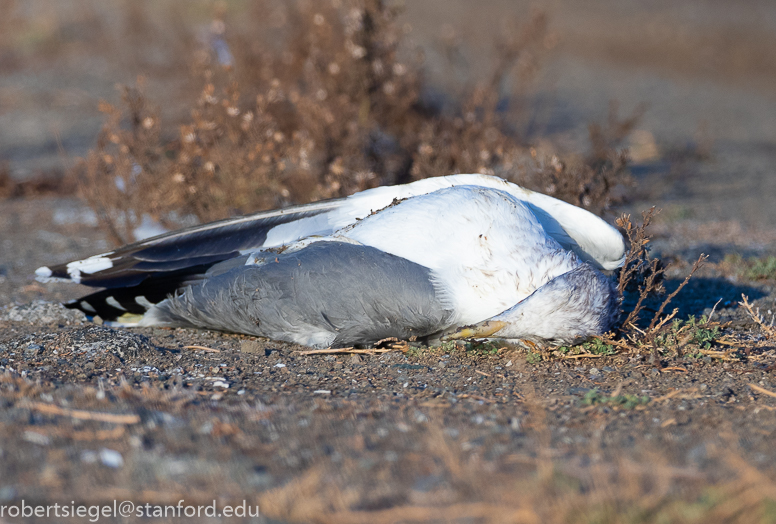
left=36, top=175, right=624, bottom=348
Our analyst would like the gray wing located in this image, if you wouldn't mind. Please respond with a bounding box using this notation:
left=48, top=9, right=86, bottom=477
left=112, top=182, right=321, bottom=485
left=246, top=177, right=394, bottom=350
left=42, top=199, right=346, bottom=318
left=143, top=241, right=455, bottom=348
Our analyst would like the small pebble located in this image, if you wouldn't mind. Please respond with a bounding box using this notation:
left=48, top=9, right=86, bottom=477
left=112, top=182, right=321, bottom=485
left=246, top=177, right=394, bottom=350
left=24, top=344, right=41, bottom=357
left=99, top=449, right=124, bottom=468
left=22, top=431, right=50, bottom=446
left=239, top=340, right=262, bottom=354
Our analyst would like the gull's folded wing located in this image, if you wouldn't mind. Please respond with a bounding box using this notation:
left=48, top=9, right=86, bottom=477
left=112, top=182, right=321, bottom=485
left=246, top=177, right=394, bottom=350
left=35, top=174, right=626, bottom=319
left=36, top=199, right=345, bottom=287
left=35, top=199, right=348, bottom=316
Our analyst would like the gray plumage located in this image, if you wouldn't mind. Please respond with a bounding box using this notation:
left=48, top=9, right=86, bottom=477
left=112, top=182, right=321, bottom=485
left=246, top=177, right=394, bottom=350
left=443, top=264, right=620, bottom=347
left=142, top=241, right=455, bottom=348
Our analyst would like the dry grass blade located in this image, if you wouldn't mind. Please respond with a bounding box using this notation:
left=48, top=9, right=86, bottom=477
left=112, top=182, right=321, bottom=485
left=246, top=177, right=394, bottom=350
left=652, top=388, right=702, bottom=402
left=183, top=345, right=221, bottom=353
left=23, top=401, right=141, bottom=424
left=749, top=383, right=776, bottom=399
left=250, top=407, right=776, bottom=524
left=698, top=349, right=737, bottom=361
left=739, top=294, right=776, bottom=337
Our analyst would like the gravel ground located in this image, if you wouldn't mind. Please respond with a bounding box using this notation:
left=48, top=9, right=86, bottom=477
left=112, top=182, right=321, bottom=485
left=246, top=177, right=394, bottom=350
left=3, top=196, right=776, bottom=523
left=2, top=301, right=776, bottom=523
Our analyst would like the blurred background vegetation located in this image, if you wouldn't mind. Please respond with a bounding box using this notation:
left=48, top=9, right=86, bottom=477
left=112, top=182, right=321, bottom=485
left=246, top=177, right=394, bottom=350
left=1, top=0, right=776, bottom=243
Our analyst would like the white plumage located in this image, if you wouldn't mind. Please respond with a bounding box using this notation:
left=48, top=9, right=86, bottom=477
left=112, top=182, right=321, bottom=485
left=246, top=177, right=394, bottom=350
left=36, top=175, right=625, bottom=348
left=335, top=186, right=581, bottom=325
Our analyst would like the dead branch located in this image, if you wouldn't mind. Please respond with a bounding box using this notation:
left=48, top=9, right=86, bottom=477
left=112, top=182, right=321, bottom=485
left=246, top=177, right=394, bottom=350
left=647, top=254, right=707, bottom=332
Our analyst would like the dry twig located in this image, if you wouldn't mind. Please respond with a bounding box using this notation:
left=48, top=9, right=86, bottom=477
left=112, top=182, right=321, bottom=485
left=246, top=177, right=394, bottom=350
left=183, top=345, right=221, bottom=353
left=739, top=294, right=776, bottom=337
left=24, top=401, right=140, bottom=424
left=749, top=383, right=776, bottom=400
left=647, top=254, right=707, bottom=332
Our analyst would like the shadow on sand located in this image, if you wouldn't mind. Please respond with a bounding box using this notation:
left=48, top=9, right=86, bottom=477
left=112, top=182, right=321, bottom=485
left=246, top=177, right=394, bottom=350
left=623, top=276, right=768, bottom=323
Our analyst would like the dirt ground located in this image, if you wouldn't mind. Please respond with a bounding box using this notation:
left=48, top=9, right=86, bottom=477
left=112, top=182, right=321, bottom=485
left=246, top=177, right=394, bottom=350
left=3, top=1, right=776, bottom=523
left=5, top=193, right=776, bottom=524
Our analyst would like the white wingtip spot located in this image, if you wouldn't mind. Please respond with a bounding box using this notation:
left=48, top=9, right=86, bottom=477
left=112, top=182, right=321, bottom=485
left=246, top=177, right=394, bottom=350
left=35, top=266, right=53, bottom=282
left=66, top=256, right=113, bottom=283
left=34, top=266, right=73, bottom=283
left=80, top=301, right=97, bottom=313
left=134, top=295, right=155, bottom=309
left=66, top=267, right=82, bottom=284
left=105, top=296, right=127, bottom=311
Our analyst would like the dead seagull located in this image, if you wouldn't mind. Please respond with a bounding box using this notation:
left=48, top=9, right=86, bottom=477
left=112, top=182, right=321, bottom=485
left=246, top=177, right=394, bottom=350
left=35, top=175, right=625, bottom=348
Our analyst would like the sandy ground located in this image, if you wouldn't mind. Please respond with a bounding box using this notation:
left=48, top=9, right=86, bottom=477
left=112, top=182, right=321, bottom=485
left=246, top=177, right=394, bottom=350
left=3, top=1, right=776, bottom=522
left=3, top=199, right=776, bottom=522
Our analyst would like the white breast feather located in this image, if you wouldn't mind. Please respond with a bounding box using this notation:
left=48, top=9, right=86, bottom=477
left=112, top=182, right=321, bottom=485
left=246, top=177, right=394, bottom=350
left=337, top=186, right=580, bottom=325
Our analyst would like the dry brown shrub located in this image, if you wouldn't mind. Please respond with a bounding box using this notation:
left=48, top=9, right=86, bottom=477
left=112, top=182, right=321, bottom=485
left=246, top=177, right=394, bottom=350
left=77, top=81, right=172, bottom=244
left=0, top=164, right=76, bottom=199
left=616, top=209, right=708, bottom=351
left=617, top=208, right=666, bottom=326
left=68, top=0, right=637, bottom=244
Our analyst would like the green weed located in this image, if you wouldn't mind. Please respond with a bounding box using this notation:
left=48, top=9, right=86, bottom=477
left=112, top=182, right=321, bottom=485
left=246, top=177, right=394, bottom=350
left=582, top=338, right=616, bottom=356
left=405, top=344, right=430, bottom=358
left=437, top=341, right=459, bottom=354
left=465, top=340, right=502, bottom=355
left=555, top=338, right=615, bottom=358
left=526, top=351, right=543, bottom=364
left=723, top=254, right=776, bottom=281
left=582, top=389, right=649, bottom=410
left=654, top=315, right=720, bottom=351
